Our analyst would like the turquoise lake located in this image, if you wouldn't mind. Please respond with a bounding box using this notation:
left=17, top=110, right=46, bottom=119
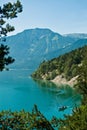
left=0, top=69, right=81, bottom=119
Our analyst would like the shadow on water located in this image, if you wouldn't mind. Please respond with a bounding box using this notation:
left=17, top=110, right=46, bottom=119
left=33, top=78, right=58, bottom=89
left=0, top=70, right=82, bottom=120
left=33, top=78, right=80, bottom=97
left=33, top=78, right=82, bottom=119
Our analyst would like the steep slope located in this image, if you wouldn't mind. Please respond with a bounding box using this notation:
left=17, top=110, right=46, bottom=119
left=31, top=46, right=87, bottom=84
left=4, top=28, right=87, bottom=72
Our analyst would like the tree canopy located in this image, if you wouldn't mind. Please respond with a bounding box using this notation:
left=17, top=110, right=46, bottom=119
left=31, top=46, right=87, bottom=81
left=0, top=105, right=54, bottom=130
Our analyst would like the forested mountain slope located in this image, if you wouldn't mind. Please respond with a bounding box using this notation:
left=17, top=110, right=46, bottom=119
left=31, top=46, right=87, bottom=82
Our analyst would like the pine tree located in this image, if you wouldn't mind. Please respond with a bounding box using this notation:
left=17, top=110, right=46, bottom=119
left=0, top=0, right=22, bottom=71
left=76, top=46, right=87, bottom=97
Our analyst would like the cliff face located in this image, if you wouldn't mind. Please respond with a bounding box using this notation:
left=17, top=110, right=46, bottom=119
left=51, top=75, right=78, bottom=86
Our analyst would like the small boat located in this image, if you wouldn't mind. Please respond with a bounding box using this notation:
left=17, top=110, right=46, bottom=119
left=58, top=106, right=67, bottom=111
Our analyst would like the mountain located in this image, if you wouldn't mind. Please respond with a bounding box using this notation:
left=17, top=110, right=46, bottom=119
left=4, top=28, right=87, bottom=72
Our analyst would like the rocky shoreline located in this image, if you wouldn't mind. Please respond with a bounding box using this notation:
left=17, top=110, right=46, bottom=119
left=51, top=75, right=78, bottom=87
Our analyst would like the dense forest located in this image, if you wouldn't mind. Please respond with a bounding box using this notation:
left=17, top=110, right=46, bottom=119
left=32, top=46, right=87, bottom=81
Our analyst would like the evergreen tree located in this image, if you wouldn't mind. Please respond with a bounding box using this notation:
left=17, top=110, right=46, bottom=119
left=58, top=104, right=87, bottom=130
left=76, top=47, right=87, bottom=98
left=0, top=0, right=22, bottom=71
left=0, top=105, right=54, bottom=130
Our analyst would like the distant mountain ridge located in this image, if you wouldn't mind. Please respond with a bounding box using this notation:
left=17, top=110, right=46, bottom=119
left=4, top=28, right=87, bottom=72
left=64, top=33, right=87, bottom=39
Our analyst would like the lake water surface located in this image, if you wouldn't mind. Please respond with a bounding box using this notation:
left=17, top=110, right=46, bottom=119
left=0, top=69, right=81, bottom=119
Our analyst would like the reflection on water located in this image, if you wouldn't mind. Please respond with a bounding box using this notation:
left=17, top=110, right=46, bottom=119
left=33, top=79, right=82, bottom=119
left=0, top=70, right=82, bottom=119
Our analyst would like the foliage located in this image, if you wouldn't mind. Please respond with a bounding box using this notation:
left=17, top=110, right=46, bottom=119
left=0, top=0, right=22, bottom=38
left=0, top=105, right=54, bottom=130
left=74, top=46, right=87, bottom=103
left=0, top=44, right=14, bottom=71
left=0, top=0, right=22, bottom=71
left=31, top=45, right=87, bottom=130
left=0, top=103, right=87, bottom=130
left=32, top=46, right=87, bottom=81
left=55, top=46, right=87, bottom=130
left=58, top=104, right=87, bottom=130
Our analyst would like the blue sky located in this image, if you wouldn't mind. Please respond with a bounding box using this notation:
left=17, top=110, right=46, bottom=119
left=0, top=0, right=87, bottom=35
